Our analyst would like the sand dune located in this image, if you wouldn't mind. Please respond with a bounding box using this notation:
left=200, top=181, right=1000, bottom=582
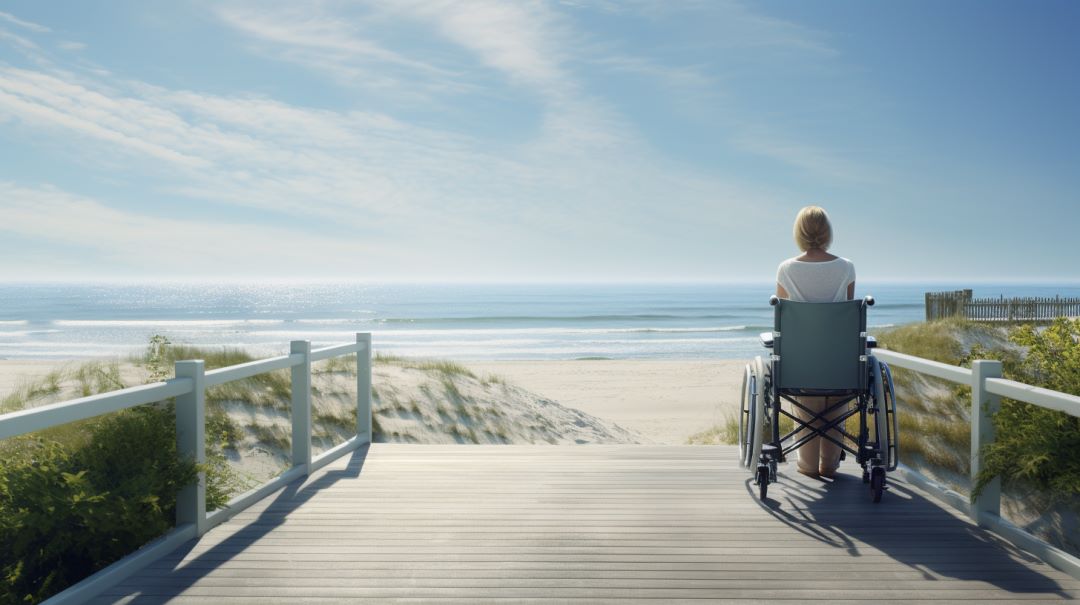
left=1, top=356, right=750, bottom=488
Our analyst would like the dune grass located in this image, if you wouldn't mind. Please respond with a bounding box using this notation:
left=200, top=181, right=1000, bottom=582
left=876, top=321, right=977, bottom=480
left=687, top=410, right=797, bottom=446
left=687, top=413, right=739, bottom=445
left=1, top=362, right=129, bottom=415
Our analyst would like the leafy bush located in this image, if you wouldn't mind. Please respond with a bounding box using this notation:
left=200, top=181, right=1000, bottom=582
left=0, top=335, right=246, bottom=604
left=0, top=405, right=199, bottom=604
left=974, top=318, right=1080, bottom=506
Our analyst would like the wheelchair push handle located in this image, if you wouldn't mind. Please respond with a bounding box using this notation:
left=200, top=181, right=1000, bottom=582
left=769, top=295, right=874, bottom=305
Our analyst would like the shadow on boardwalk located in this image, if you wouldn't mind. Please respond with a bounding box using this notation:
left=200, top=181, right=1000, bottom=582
left=751, top=470, right=1070, bottom=598
left=98, top=445, right=1074, bottom=603
left=107, top=444, right=371, bottom=603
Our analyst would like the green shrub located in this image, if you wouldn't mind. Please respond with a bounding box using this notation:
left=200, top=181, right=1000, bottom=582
left=974, top=318, right=1080, bottom=506
left=0, top=334, right=248, bottom=604
left=881, top=318, right=1079, bottom=510
left=0, top=404, right=201, bottom=604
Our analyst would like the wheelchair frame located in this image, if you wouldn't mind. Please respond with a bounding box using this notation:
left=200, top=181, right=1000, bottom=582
left=739, top=295, right=898, bottom=502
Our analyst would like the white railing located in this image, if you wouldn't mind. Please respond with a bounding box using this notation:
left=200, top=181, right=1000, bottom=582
left=0, top=333, right=373, bottom=605
left=874, top=348, right=1080, bottom=579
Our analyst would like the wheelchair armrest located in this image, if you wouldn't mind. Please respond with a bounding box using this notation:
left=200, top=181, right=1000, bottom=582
left=759, top=332, right=774, bottom=349
left=866, top=335, right=877, bottom=349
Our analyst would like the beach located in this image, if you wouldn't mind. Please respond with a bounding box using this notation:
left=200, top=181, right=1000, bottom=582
left=0, top=358, right=747, bottom=445
left=466, top=359, right=745, bottom=443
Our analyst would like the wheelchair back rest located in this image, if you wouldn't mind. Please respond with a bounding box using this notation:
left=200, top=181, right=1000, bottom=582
left=773, top=298, right=868, bottom=393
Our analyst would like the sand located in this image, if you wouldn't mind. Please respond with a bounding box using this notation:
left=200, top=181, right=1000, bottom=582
left=0, top=359, right=147, bottom=402
left=466, top=359, right=747, bottom=444
left=0, top=360, right=67, bottom=396
left=0, top=358, right=750, bottom=446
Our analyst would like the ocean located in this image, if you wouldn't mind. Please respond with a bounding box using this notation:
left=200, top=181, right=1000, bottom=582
left=1, top=282, right=1077, bottom=361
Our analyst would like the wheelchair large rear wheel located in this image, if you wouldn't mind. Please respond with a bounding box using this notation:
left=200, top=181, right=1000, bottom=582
left=738, top=364, right=752, bottom=467
left=881, top=361, right=899, bottom=471
left=738, top=358, right=766, bottom=469
left=870, top=357, right=889, bottom=466
left=869, top=357, right=889, bottom=503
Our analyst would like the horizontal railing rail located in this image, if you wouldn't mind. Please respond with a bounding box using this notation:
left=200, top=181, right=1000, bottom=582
left=0, top=378, right=195, bottom=440
left=203, top=353, right=301, bottom=387
left=873, top=346, right=1080, bottom=579
left=984, top=377, right=1080, bottom=417
left=873, top=349, right=972, bottom=383
left=0, top=333, right=373, bottom=605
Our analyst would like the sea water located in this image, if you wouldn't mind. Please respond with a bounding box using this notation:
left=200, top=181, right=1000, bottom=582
left=0, top=282, right=1076, bottom=360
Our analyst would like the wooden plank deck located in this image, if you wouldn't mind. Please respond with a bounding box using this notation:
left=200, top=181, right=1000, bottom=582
left=97, top=444, right=1078, bottom=603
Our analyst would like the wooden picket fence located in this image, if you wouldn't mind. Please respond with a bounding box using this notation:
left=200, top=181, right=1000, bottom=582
left=926, top=289, right=1080, bottom=322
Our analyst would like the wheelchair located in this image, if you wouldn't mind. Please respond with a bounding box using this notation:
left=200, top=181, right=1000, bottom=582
left=738, top=295, right=898, bottom=502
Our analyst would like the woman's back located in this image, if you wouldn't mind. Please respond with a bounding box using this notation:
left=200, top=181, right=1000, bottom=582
left=776, top=256, right=856, bottom=303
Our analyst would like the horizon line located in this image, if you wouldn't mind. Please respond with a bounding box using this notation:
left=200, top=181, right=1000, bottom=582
left=2, top=277, right=1080, bottom=286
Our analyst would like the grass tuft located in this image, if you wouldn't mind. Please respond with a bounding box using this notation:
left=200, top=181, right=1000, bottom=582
left=686, top=412, right=739, bottom=445
left=247, top=423, right=291, bottom=452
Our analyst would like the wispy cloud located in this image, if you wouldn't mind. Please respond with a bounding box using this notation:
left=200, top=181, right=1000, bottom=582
left=0, top=27, right=39, bottom=52
left=399, top=0, right=571, bottom=94
left=214, top=3, right=469, bottom=100
left=0, top=11, right=50, bottom=34
left=0, top=1, right=829, bottom=280
left=0, top=182, right=376, bottom=278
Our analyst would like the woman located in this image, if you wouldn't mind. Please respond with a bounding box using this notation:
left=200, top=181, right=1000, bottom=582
left=775, top=206, right=855, bottom=479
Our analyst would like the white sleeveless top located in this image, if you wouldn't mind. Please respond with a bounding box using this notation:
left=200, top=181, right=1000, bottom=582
left=776, top=257, right=856, bottom=303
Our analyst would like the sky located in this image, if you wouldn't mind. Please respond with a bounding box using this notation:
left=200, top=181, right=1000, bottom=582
left=0, top=1, right=1077, bottom=283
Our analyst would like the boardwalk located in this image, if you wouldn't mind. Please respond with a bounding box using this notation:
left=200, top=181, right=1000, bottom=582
left=98, top=444, right=1078, bottom=603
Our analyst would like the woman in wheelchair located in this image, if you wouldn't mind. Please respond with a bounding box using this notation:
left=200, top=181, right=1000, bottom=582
left=739, top=206, right=898, bottom=501
left=776, top=206, right=856, bottom=479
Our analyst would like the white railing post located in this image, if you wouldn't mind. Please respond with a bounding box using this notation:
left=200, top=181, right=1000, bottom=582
left=175, top=360, right=207, bottom=537
left=971, top=359, right=1003, bottom=526
left=291, top=340, right=312, bottom=474
left=357, top=333, right=372, bottom=442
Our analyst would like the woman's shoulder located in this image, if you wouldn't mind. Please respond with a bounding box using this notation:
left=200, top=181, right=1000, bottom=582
left=776, top=257, right=800, bottom=275
left=836, top=256, right=856, bottom=279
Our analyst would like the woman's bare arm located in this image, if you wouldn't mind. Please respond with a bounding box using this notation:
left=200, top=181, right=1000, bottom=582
left=847, top=281, right=855, bottom=300
left=777, top=283, right=789, bottom=299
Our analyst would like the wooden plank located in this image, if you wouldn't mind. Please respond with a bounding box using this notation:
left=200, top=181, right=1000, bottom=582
left=98, top=445, right=1074, bottom=603
left=99, top=598, right=1075, bottom=605
left=98, top=585, right=1080, bottom=599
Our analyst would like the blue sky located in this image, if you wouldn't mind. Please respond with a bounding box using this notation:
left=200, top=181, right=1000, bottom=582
left=0, top=1, right=1077, bottom=282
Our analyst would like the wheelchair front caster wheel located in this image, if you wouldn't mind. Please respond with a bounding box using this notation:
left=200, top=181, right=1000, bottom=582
left=756, top=466, right=769, bottom=500
left=870, top=467, right=886, bottom=503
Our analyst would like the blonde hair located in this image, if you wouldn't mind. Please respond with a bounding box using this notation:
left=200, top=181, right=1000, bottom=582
left=793, top=206, right=832, bottom=251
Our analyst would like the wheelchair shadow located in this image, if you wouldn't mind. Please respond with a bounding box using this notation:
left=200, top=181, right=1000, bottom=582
left=107, top=443, right=371, bottom=603
left=746, top=467, right=1070, bottom=596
